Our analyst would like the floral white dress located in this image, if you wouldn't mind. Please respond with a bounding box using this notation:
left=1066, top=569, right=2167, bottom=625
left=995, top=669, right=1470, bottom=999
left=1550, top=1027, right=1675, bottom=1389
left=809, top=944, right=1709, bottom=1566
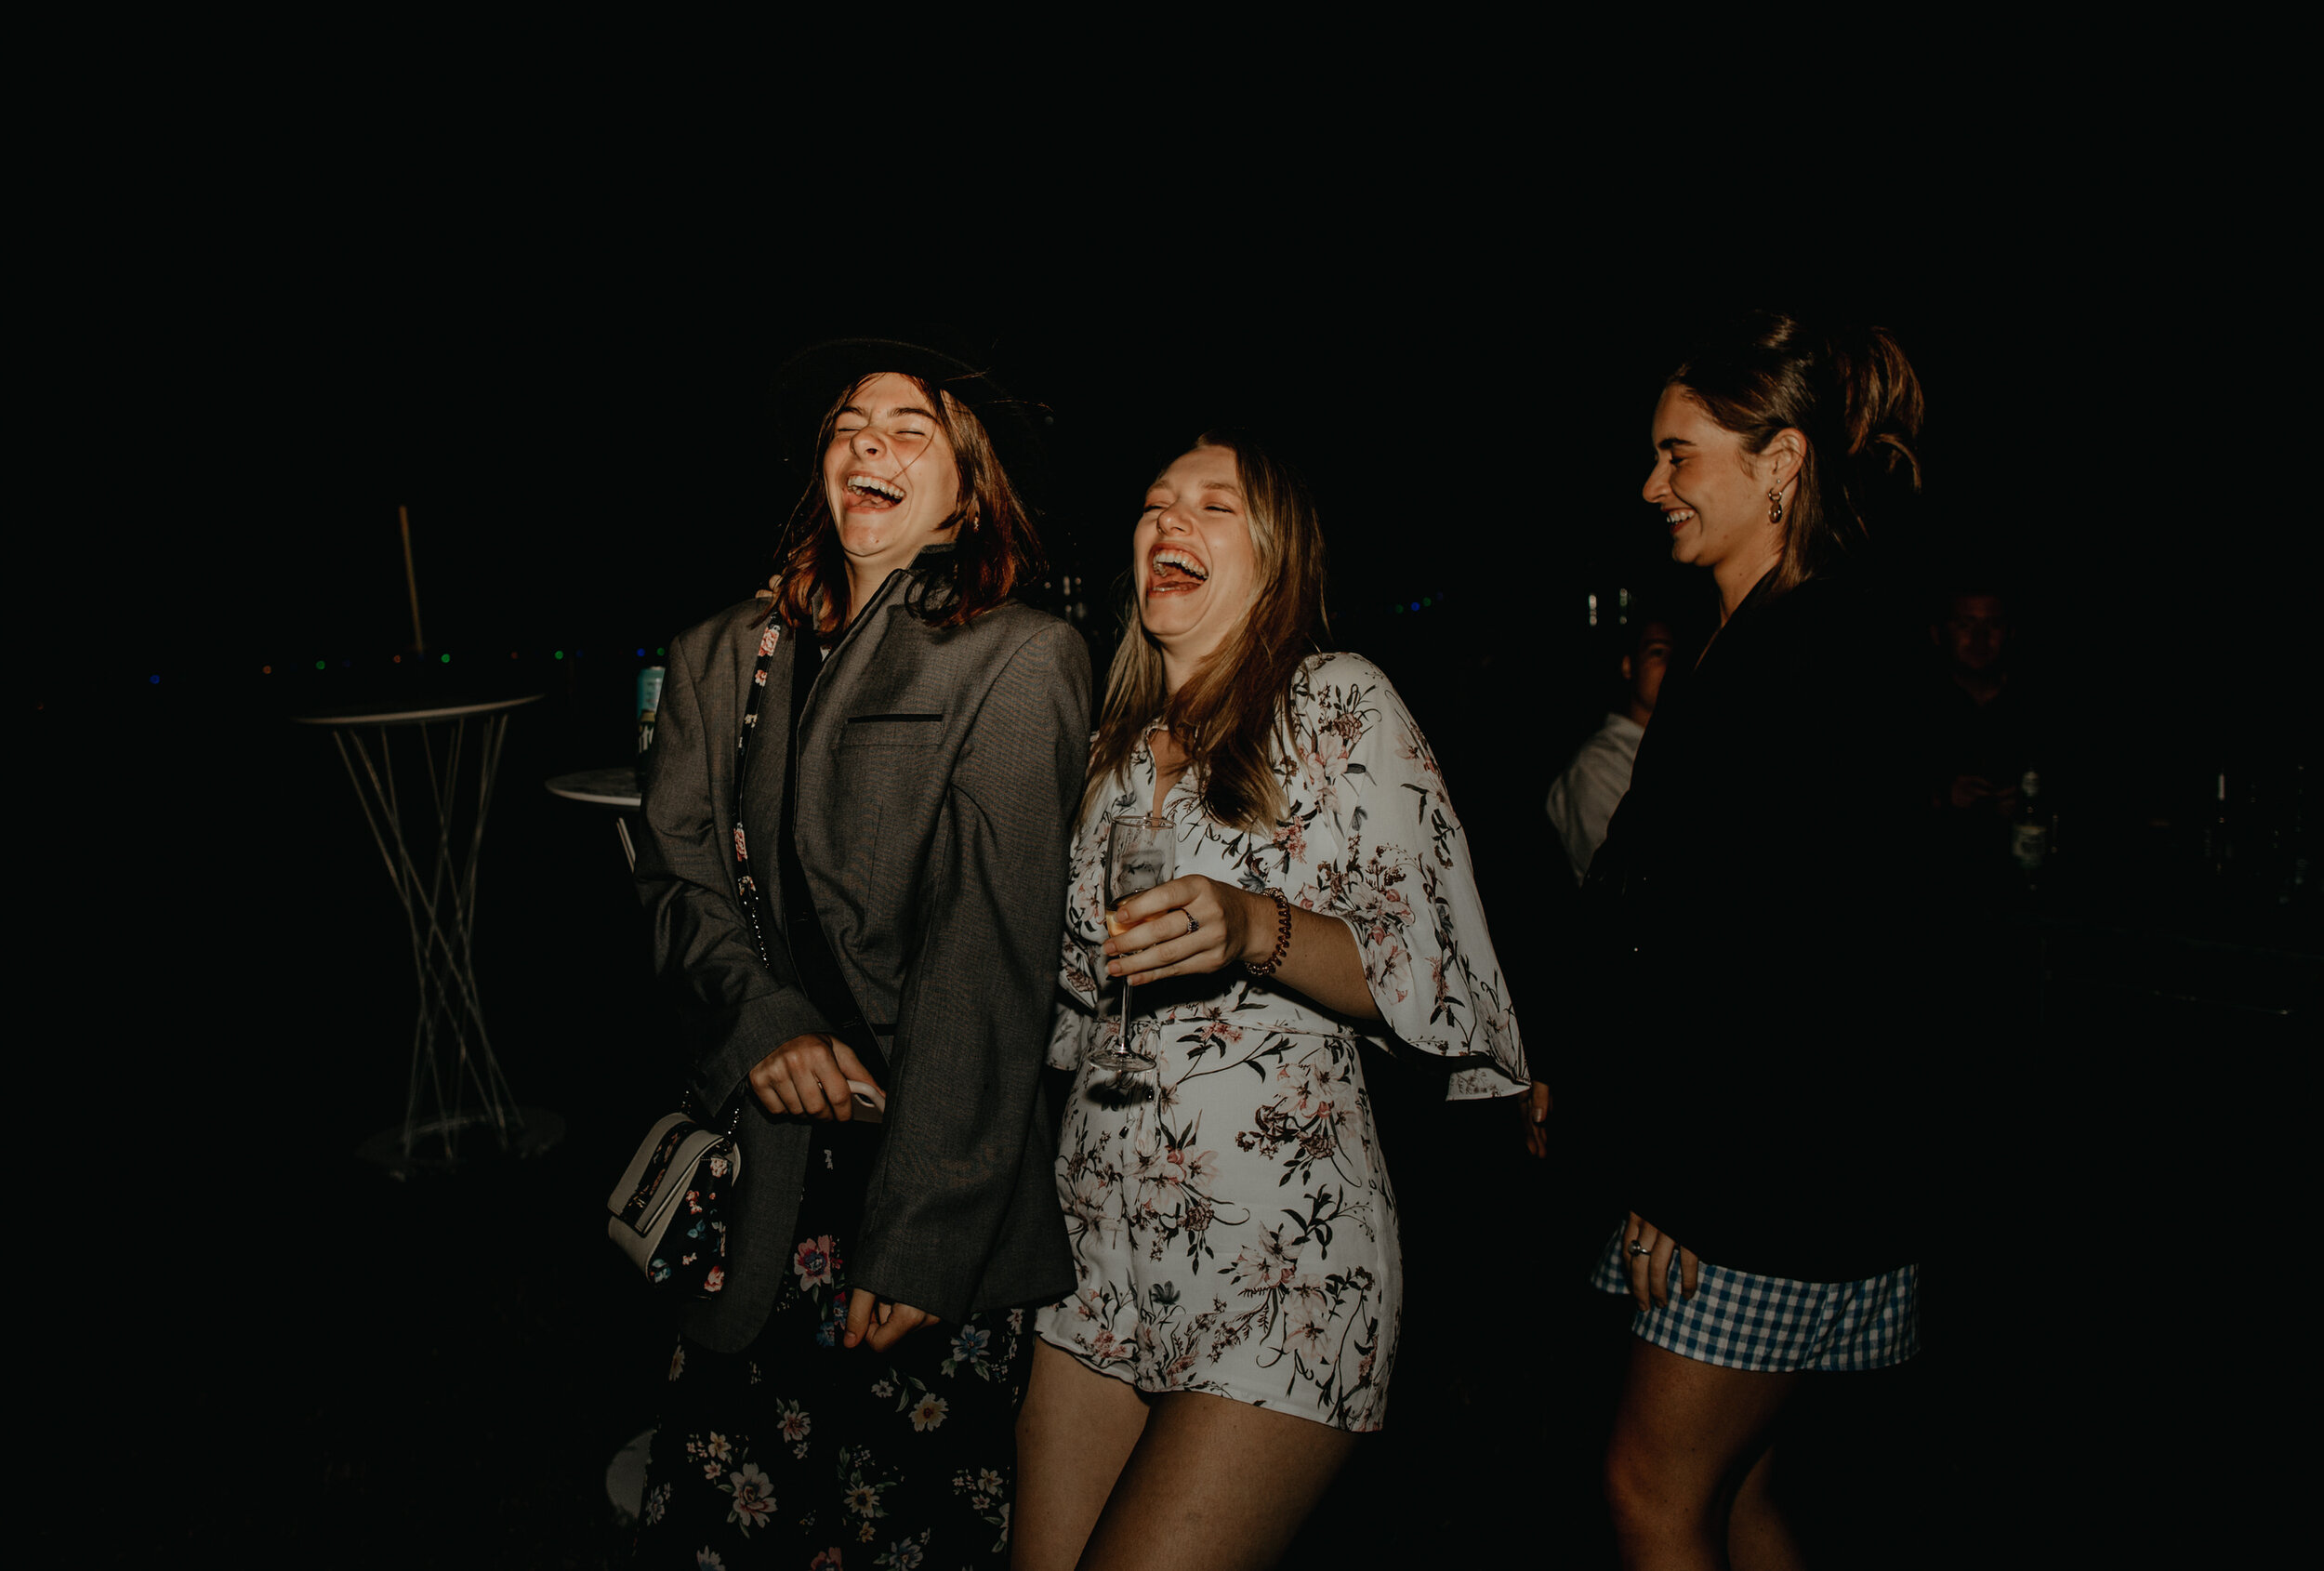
left=1034, top=652, right=1528, bottom=1431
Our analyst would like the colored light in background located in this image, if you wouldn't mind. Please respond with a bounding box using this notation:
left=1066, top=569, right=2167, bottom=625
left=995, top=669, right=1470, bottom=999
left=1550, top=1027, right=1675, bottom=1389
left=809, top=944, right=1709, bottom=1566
left=261, top=666, right=272, bottom=675
left=441, top=653, right=451, bottom=664
left=149, top=675, right=160, bottom=684
left=315, top=660, right=325, bottom=669
left=554, top=651, right=564, bottom=660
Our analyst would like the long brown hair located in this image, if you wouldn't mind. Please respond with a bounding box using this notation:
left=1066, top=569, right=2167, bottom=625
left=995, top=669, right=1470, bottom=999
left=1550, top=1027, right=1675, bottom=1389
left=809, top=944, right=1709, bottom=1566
left=1670, top=312, right=1926, bottom=595
left=1081, top=429, right=1328, bottom=833
left=767, top=372, right=1045, bottom=635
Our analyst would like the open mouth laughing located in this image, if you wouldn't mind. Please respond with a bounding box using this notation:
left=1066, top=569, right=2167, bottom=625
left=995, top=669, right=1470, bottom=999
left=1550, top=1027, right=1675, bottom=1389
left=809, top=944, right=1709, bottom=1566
left=1146, top=546, right=1209, bottom=595
left=844, top=473, right=906, bottom=510
left=1662, top=508, right=1696, bottom=533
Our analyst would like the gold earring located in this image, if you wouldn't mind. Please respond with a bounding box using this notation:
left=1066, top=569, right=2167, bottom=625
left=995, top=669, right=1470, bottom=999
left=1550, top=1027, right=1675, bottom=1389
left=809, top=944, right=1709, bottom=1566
left=1766, top=489, right=1785, bottom=525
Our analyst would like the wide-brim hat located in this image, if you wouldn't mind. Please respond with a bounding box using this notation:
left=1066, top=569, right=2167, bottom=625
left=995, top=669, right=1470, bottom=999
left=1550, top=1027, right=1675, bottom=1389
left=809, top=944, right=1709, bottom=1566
left=769, top=334, right=1051, bottom=511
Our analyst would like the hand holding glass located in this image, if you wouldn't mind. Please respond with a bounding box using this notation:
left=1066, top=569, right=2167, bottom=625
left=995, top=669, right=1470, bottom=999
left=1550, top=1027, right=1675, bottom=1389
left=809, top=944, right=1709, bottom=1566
left=1089, top=813, right=1175, bottom=1072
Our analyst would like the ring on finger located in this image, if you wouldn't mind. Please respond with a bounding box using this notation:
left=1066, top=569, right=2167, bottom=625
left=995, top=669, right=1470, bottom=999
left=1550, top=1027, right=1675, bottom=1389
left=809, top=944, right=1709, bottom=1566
left=1628, top=1241, right=1653, bottom=1256
left=1184, top=912, right=1200, bottom=937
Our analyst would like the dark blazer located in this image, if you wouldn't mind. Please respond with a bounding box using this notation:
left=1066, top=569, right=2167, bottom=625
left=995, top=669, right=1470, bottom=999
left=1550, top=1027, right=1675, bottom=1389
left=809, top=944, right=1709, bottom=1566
left=1582, top=571, right=1938, bottom=1282
left=635, top=556, right=1090, bottom=1348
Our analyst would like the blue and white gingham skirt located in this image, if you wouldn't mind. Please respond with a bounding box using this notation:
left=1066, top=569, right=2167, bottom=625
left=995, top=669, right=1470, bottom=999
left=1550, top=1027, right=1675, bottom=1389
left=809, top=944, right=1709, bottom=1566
left=1590, top=1227, right=1920, bottom=1373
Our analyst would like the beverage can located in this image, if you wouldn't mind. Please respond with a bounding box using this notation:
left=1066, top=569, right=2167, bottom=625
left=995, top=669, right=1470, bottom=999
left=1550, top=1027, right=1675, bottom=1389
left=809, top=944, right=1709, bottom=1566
left=637, top=666, right=666, bottom=756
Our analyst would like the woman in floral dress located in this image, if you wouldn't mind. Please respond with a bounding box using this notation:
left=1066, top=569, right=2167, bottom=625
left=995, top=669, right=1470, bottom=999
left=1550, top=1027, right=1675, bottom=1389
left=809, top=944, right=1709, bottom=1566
left=1011, top=431, right=1530, bottom=1570
left=630, top=341, right=1089, bottom=1569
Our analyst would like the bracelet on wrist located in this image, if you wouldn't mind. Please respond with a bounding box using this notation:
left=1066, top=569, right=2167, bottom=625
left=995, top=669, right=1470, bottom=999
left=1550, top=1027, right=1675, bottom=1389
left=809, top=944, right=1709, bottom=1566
left=1245, top=888, right=1294, bottom=977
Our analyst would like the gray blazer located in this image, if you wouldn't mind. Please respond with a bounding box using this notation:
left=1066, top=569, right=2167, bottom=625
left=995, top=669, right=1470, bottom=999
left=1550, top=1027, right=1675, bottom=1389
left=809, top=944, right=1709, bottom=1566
left=635, top=555, right=1089, bottom=1349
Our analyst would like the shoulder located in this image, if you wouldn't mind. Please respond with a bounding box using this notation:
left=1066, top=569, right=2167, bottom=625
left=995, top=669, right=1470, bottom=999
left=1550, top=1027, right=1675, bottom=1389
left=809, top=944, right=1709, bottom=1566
left=891, top=601, right=1089, bottom=713
left=931, top=601, right=1089, bottom=677
left=1294, top=650, right=1400, bottom=705
left=1578, top=713, right=1644, bottom=760
left=670, top=597, right=775, bottom=660
left=971, top=599, right=1082, bottom=653
left=1751, top=574, right=1920, bottom=683
left=1755, top=574, right=1903, bottom=640
left=1294, top=651, right=1433, bottom=755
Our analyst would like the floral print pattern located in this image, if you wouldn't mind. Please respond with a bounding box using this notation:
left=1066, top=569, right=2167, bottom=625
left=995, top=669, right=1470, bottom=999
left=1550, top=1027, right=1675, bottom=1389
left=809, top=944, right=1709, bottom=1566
left=1036, top=653, right=1525, bottom=1432
left=635, top=1119, right=1031, bottom=1568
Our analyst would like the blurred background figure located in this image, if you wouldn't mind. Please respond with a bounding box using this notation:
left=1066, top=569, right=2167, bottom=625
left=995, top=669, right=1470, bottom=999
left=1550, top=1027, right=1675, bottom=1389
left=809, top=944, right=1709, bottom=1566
left=1547, top=614, right=1679, bottom=884
left=1925, top=581, right=2046, bottom=875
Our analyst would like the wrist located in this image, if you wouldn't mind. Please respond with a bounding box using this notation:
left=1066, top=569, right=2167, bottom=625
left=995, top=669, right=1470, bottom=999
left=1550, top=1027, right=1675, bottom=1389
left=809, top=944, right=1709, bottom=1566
left=1237, top=887, right=1274, bottom=968
left=1244, top=888, right=1295, bottom=977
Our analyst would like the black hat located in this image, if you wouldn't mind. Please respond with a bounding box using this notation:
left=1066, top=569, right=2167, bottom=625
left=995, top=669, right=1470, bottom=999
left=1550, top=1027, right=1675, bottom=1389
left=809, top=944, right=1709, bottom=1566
left=769, top=334, right=1050, bottom=508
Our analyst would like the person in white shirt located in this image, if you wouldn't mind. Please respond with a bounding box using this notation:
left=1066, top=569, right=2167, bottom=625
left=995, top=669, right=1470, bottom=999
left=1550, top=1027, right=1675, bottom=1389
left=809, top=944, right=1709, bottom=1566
left=1546, top=617, right=1674, bottom=883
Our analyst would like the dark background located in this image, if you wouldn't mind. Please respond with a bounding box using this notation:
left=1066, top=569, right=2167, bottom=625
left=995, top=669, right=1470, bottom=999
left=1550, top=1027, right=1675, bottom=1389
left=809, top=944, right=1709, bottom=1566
left=24, top=131, right=2317, bottom=1566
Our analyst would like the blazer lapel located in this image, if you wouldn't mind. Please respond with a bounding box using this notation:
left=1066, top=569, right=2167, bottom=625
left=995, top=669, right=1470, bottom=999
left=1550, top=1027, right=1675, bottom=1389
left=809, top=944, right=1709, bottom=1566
left=792, top=567, right=914, bottom=774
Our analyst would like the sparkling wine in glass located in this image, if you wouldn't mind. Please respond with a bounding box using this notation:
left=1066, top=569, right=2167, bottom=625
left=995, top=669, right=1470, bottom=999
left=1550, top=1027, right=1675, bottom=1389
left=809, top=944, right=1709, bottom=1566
left=1089, top=812, right=1176, bottom=1072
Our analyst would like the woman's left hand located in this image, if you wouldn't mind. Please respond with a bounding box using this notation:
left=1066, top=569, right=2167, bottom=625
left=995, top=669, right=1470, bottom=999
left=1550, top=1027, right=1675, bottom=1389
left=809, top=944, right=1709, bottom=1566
left=1103, top=875, right=1263, bottom=984
left=1624, top=1210, right=1699, bottom=1311
left=844, top=1288, right=938, bottom=1353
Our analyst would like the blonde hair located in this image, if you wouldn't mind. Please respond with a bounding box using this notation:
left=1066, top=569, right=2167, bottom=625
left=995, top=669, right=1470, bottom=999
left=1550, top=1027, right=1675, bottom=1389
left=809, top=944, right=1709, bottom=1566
left=1081, top=429, right=1328, bottom=833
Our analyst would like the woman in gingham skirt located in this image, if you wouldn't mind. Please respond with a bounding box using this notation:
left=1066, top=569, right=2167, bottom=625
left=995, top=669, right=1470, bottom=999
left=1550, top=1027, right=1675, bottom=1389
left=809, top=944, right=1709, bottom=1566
left=1573, top=312, right=1939, bottom=1568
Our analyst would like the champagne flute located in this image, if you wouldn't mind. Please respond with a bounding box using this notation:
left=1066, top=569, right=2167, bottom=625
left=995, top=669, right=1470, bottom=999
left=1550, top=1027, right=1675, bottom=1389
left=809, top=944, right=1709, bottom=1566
left=1089, top=812, right=1176, bottom=1072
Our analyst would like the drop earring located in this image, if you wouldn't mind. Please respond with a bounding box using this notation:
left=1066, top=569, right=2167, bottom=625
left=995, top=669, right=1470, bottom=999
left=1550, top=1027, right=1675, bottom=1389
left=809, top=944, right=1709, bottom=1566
left=1766, top=489, right=1785, bottom=525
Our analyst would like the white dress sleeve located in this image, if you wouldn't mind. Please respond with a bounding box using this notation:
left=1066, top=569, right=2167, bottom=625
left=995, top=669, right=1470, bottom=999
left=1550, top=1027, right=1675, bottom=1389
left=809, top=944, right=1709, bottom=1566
left=1274, top=654, right=1530, bottom=1100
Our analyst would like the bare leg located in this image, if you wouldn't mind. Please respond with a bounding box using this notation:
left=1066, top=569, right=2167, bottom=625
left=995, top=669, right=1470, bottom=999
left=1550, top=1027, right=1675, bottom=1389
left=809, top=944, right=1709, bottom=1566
left=1013, top=1340, right=1151, bottom=1571
left=1075, top=1389, right=1359, bottom=1571
left=1604, top=1338, right=1802, bottom=1571
left=1727, top=1446, right=1802, bottom=1571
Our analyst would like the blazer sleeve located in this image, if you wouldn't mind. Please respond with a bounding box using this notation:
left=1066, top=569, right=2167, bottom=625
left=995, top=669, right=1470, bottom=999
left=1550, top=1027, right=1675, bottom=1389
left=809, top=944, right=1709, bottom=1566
left=633, top=624, right=835, bottom=1114
left=848, top=620, right=1091, bottom=1321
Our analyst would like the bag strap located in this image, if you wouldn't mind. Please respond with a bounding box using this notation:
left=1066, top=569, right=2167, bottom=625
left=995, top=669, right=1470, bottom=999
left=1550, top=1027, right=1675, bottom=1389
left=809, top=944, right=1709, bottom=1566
left=676, top=615, right=786, bottom=1137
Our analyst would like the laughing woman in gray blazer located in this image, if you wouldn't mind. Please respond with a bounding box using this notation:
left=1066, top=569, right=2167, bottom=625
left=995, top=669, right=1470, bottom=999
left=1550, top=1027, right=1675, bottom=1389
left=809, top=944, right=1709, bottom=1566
left=629, top=340, right=1090, bottom=1568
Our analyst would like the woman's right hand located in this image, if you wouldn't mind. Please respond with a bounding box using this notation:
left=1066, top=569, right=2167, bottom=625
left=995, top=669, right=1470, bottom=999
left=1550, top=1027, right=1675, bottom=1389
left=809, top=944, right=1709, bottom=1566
left=1624, top=1211, right=1699, bottom=1311
left=750, top=1033, right=881, bottom=1121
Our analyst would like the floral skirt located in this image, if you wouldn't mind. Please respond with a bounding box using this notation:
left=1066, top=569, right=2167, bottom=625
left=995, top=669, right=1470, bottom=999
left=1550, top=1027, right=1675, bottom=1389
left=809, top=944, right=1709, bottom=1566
left=633, top=1119, right=1032, bottom=1570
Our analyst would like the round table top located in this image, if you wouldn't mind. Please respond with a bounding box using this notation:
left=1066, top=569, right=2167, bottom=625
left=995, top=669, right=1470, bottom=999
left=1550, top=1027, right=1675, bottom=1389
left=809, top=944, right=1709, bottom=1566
left=545, top=767, right=642, bottom=808
left=293, top=693, right=544, bottom=727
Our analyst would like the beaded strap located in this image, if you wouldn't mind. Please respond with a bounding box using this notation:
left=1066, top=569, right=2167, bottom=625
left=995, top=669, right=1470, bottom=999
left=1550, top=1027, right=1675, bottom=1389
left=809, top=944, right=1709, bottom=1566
left=1245, top=887, right=1294, bottom=977
left=730, top=614, right=783, bottom=971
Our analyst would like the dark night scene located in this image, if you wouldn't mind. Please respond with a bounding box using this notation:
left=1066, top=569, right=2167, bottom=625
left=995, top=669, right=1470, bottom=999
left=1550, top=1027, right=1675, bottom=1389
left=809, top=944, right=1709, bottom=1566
left=24, top=168, right=2315, bottom=1569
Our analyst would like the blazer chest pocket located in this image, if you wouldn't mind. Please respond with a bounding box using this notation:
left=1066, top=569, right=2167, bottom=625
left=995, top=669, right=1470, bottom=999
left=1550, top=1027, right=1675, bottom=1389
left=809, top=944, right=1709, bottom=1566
left=838, top=713, right=945, bottom=749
